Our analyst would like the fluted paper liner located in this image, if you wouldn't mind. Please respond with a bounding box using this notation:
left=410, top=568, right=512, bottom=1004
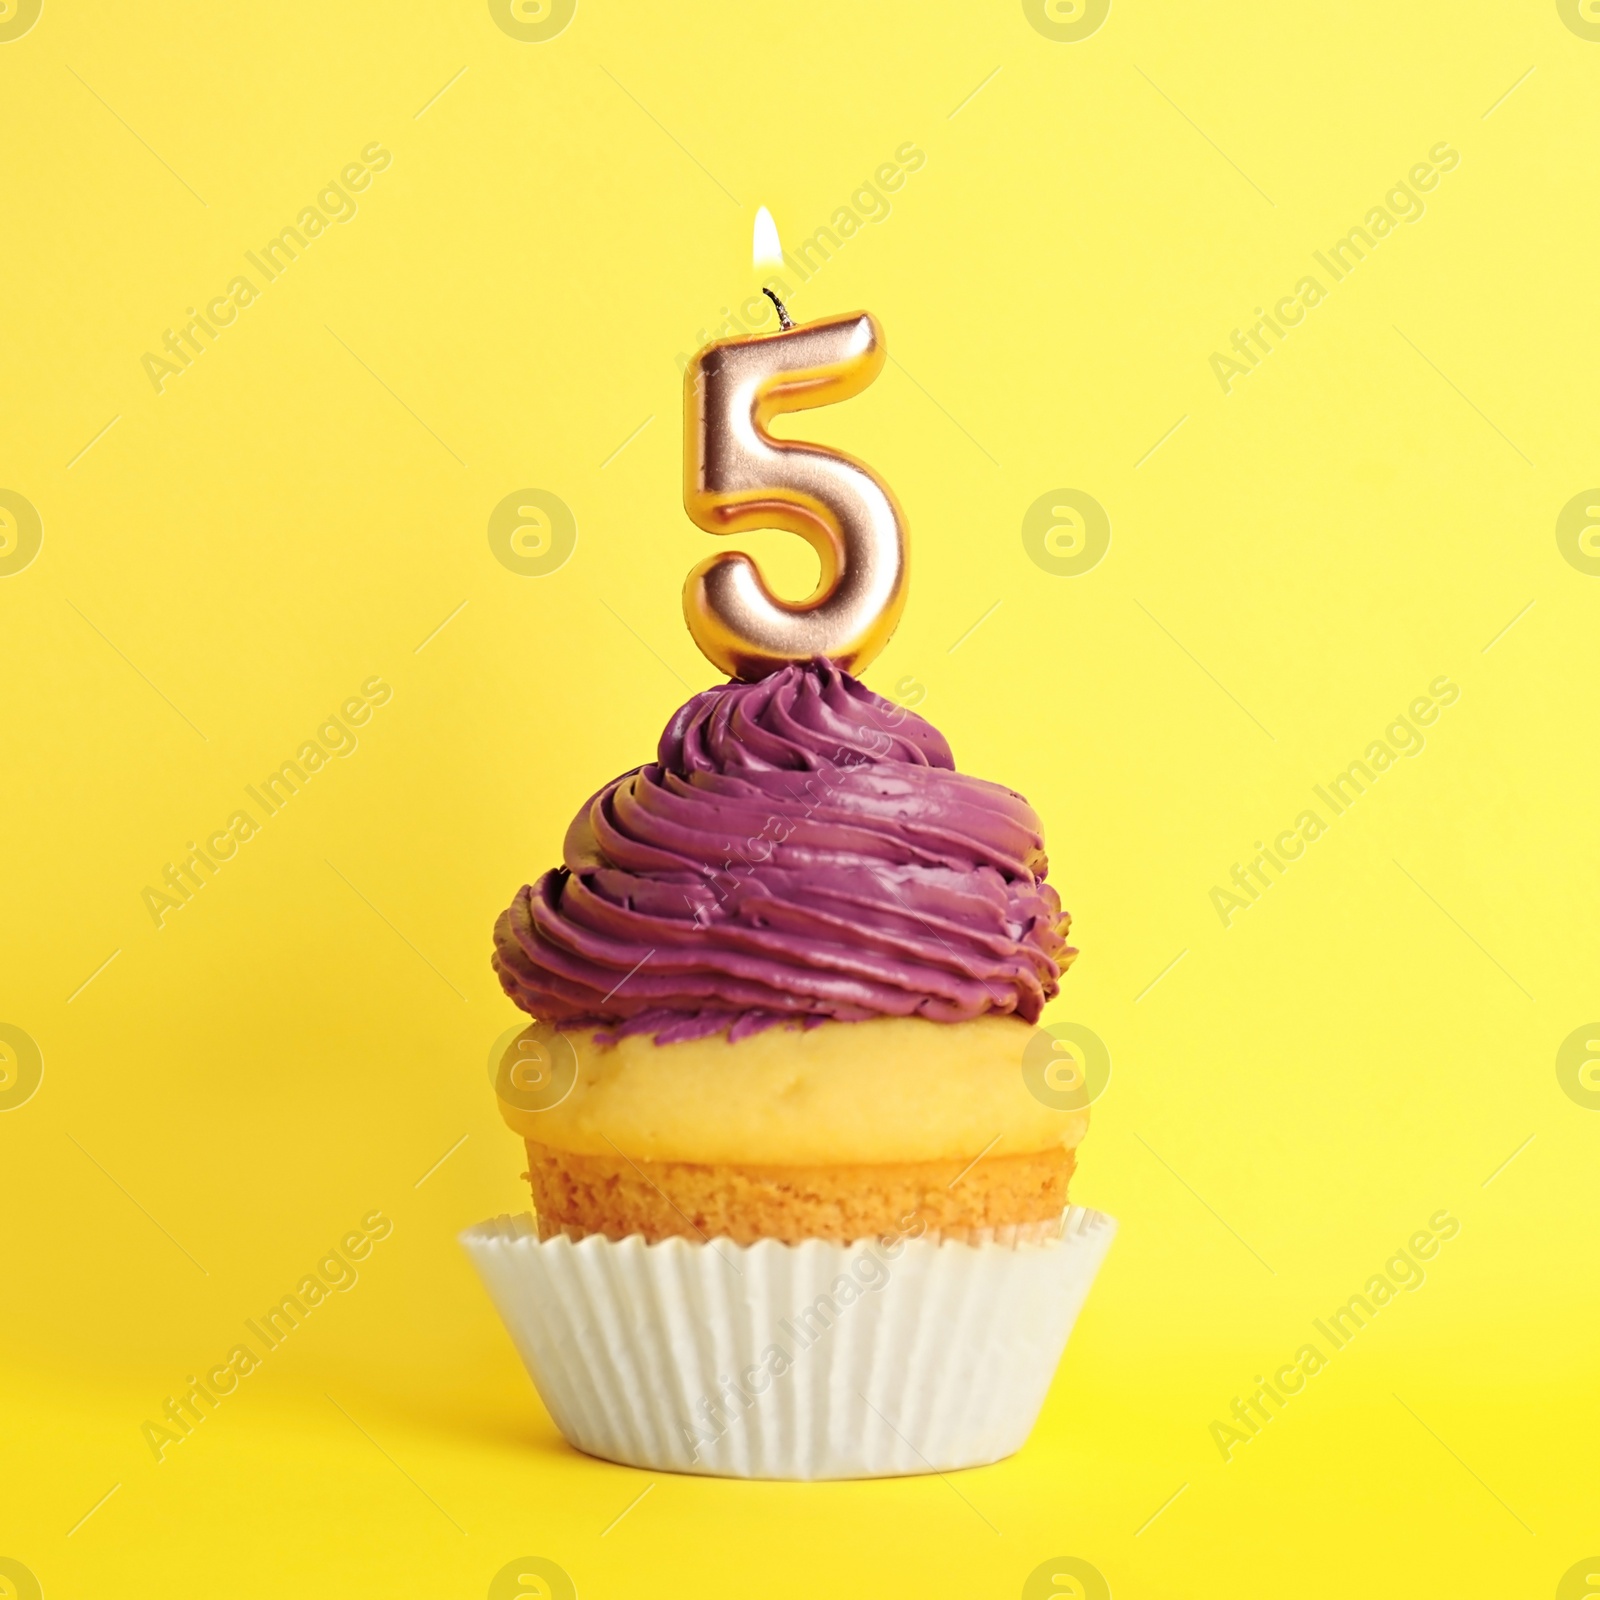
left=461, top=1207, right=1116, bottom=1479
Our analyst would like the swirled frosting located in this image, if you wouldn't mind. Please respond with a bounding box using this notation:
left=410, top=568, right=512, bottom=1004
left=492, top=661, right=1074, bottom=1043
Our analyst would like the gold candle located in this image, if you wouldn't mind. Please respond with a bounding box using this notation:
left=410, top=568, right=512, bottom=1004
left=682, top=294, right=909, bottom=681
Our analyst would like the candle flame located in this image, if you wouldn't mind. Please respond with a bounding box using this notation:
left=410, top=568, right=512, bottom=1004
left=752, top=205, right=783, bottom=271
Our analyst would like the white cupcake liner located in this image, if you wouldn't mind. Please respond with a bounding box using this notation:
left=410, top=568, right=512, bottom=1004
left=461, top=1207, right=1116, bottom=1479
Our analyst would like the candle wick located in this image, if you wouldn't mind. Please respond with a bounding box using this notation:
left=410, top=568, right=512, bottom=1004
left=762, top=286, right=794, bottom=331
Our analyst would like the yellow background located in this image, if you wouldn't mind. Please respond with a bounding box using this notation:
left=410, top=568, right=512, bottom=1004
left=2, top=1, right=1596, bottom=1595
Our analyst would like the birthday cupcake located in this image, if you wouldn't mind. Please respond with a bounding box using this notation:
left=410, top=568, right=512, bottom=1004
left=462, top=302, right=1113, bottom=1479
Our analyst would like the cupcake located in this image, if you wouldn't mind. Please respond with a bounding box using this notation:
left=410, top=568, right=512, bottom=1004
left=465, top=661, right=1115, bottom=1479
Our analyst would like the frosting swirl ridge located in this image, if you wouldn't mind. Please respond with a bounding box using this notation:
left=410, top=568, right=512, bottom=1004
left=492, top=661, right=1074, bottom=1043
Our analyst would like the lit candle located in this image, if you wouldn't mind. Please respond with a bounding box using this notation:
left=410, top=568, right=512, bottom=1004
left=681, top=212, right=908, bottom=681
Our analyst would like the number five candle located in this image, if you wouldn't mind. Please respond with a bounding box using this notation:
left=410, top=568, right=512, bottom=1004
left=682, top=277, right=909, bottom=681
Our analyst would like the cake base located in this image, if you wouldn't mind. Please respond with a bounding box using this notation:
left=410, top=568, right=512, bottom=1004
left=522, top=1137, right=1077, bottom=1244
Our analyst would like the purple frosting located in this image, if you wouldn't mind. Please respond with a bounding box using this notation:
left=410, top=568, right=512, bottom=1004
left=492, top=661, right=1074, bottom=1043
